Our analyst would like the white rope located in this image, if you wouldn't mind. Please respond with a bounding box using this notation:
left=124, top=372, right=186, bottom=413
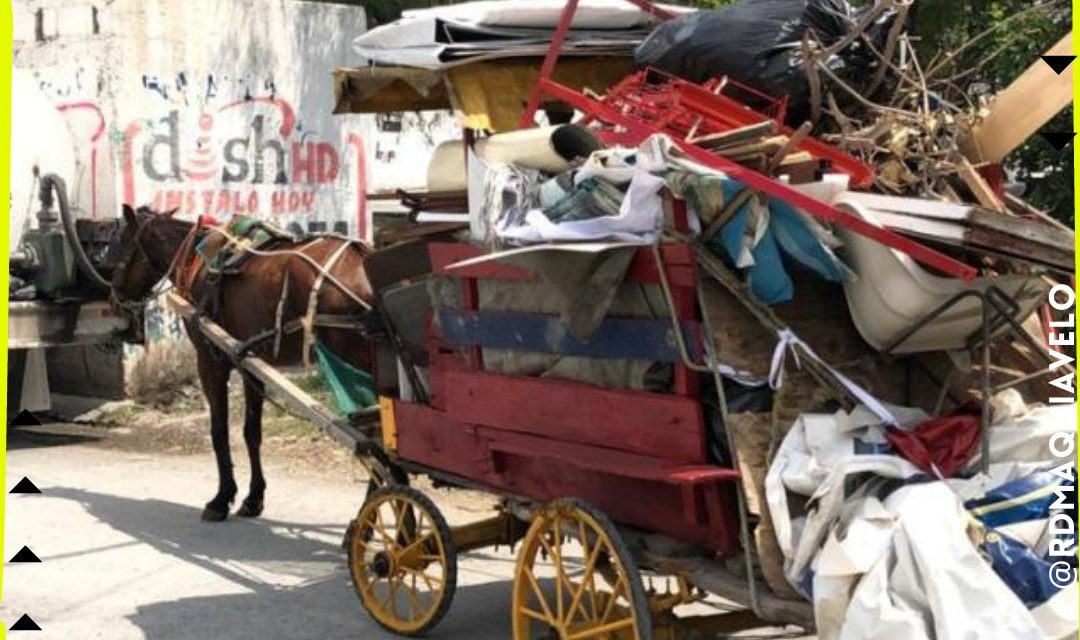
left=769, top=328, right=901, bottom=427
left=202, top=225, right=372, bottom=311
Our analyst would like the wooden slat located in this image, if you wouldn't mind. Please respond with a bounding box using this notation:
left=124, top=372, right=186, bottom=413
left=485, top=428, right=739, bottom=485
left=429, top=242, right=698, bottom=287
left=958, top=159, right=1006, bottom=213
left=437, top=366, right=707, bottom=462
left=960, top=32, right=1073, bottom=163
left=438, top=310, right=695, bottom=362
left=391, top=401, right=740, bottom=555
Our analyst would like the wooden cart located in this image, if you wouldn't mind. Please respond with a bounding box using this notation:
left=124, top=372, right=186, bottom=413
left=169, top=235, right=813, bottom=639
left=343, top=239, right=813, bottom=639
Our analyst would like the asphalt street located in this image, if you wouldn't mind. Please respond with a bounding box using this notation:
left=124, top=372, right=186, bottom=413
left=1, top=430, right=518, bottom=640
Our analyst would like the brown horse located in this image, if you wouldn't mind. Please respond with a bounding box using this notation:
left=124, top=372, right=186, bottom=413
left=110, top=204, right=377, bottom=521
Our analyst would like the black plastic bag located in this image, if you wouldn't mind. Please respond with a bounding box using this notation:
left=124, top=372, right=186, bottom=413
left=634, top=0, right=903, bottom=125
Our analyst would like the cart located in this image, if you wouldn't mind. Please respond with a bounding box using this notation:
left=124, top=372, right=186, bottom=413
left=349, top=232, right=829, bottom=639
left=167, top=228, right=815, bottom=639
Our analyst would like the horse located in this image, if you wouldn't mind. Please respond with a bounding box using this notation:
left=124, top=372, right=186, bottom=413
left=110, top=204, right=377, bottom=522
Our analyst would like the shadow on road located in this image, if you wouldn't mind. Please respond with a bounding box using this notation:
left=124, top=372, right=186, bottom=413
left=7, top=425, right=101, bottom=451
left=44, top=487, right=513, bottom=639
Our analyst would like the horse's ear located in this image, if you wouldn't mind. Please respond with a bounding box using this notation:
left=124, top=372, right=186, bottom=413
left=122, top=204, right=136, bottom=225
left=164, top=208, right=180, bottom=218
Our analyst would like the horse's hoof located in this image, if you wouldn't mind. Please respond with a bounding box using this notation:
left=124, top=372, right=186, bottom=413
left=201, top=504, right=230, bottom=522
left=236, top=499, right=264, bottom=518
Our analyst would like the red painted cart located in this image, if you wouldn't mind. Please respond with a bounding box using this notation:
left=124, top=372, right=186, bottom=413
left=342, top=236, right=815, bottom=639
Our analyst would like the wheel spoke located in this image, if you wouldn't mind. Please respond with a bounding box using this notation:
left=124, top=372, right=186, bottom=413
left=371, top=507, right=396, bottom=548
left=565, top=616, right=634, bottom=640
left=400, top=565, right=442, bottom=590
left=520, top=606, right=558, bottom=625
left=401, top=577, right=426, bottom=620
left=398, top=530, right=436, bottom=562
left=599, top=575, right=627, bottom=624
left=553, top=518, right=566, bottom=625
left=567, top=535, right=605, bottom=625
left=522, top=562, right=557, bottom=626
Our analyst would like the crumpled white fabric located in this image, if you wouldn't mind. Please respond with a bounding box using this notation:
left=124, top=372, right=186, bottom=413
left=766, top=395, right=1079, bottom=640
left=495, top=135, right=670, bottom=245
left=839, top=483, right=1048, bottom=640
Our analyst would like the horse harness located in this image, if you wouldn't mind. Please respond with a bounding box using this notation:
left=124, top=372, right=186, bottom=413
left=126, top=215, right=382, bottom=365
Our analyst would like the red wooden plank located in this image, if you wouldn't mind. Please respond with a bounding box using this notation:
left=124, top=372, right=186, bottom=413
left=428, top=243, right=698, bottom=288
left=436, top=366, right=707, bottom=463
left=483, top=428, right=740, bottom=485
left=394, top=400, right=497, bottom=482
left=391, top=401, right=741, bottom=555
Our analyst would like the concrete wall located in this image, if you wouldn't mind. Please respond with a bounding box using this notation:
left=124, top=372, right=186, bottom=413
left=14, top=0, right=454, bottom=241
left=13, top=0, right=458, bottom=399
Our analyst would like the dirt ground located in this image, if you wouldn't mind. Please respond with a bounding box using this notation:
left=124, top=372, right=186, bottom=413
left=7, top=375, right=808, bottom=639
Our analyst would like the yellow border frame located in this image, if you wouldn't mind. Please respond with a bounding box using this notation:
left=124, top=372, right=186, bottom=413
left=0, top=4, right=13, bottom=634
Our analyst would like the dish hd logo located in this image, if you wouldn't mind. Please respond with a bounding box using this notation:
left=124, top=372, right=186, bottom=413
left=122, top=98, right=348, bottom=217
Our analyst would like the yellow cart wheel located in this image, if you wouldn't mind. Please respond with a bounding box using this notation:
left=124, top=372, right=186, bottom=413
left=347, top=486, right=457, bottom=636
left=512, top=499, right=653, bottom=640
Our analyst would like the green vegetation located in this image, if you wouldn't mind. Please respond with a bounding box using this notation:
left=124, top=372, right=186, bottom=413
left=328, top=0, right=1072, bottom=222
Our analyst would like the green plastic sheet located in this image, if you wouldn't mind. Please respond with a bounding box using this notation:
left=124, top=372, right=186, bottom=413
left=313, top=341, right=376, bottom=417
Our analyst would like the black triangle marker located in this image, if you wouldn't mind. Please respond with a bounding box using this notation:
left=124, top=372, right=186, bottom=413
left=1039, top=132, right=1076, bottom=151
left=9, top=614, right=41, bottom=631
left=9, top=478, right=41, bottom=494
left=9, top=547, right=40, bottom=563
left=1041, top=55, right=1076, bottom=75
left=8, top=410, right=40, bottom=427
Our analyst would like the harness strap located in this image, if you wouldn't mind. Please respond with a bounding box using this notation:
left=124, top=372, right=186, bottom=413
left=273, top=273, right=290, bottom=359
left=205, top=225, right=372, bottom=311
left=301, top=240, right=354, bottom=368
left=173, top=220, right=205, bottom=298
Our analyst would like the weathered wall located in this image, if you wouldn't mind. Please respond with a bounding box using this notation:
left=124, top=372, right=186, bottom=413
left=14, top=0, right=451, bottom=241
left=13, top=0, right=456, bottom=398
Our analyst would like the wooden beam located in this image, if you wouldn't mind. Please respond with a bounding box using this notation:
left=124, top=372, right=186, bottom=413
left=960, top=31, right=1073, bottom=163
left=166, top=292, right=370, bottom=455
left=958, top=159, right=1007, bottom=213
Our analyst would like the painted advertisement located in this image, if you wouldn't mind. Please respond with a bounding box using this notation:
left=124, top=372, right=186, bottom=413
left=121, top=74, right=367, bottom=237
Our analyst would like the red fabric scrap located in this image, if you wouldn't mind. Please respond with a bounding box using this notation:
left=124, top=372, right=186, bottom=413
left=884, top=405, right=982, bottom=478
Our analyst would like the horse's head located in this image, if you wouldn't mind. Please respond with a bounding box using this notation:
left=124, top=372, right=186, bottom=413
left=110, top=204, right=183, bottom=304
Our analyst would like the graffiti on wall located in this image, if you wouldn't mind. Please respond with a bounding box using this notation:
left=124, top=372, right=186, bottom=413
left=121, top=89, right=368, bottom=238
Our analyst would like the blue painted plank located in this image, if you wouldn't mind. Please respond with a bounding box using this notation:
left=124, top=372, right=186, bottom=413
left=438, top=310, right=693, bottom=362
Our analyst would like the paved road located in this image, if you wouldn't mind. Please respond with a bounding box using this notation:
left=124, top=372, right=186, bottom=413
left=1, top=427, right=518, bottom=640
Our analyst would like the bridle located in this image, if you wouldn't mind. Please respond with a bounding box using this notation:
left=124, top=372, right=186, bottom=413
left=110, top=214, right=201, bottom=312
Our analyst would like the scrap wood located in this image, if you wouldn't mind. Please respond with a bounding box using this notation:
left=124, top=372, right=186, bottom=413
left=716, top=135, right=788, bottom=159
left=691, top=239, right=859, bottom=410
left=959, top=31, right=1074, bottom=164
left=957, top=159, right=1007, bottom=213
left=1004, top=193, right=1073, bottom=232
left=766, top=122, right=813, bottom=173
left=693, top=121, right=777, bottom=148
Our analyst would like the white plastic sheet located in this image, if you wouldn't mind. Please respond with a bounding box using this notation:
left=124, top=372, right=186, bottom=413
left=766, top=395, right=1079, bottom=639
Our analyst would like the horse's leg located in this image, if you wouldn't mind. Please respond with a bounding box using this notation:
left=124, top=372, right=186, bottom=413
left=236, top=377, right=266, bottom=518
left=197, top=345, right=237, bottom=522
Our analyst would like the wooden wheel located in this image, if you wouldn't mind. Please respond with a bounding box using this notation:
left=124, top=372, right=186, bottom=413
left=512, top=499, right=653, bottom=640
left=347, top=486, right=457, bottom=636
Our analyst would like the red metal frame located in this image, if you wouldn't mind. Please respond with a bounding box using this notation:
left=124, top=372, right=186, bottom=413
left=517, top=0, right=978, bottom=282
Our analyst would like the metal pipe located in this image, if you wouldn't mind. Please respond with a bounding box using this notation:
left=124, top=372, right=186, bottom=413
left=38, top=173, right=111, bottom=289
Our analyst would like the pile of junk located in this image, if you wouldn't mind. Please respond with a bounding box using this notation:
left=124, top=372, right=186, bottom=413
left=336, top=0, right=1077, bottom=637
